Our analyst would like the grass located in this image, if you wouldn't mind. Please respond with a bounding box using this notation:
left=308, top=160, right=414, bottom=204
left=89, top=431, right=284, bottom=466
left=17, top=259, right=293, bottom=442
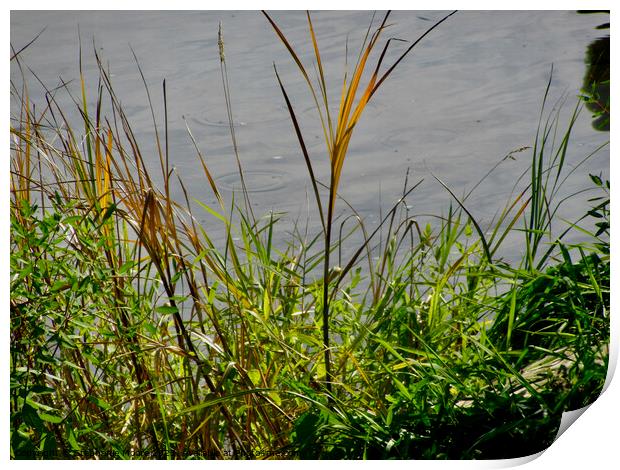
left=10, top=11, right=609, bottom=460
left=265, top=9, right=458, bottom=395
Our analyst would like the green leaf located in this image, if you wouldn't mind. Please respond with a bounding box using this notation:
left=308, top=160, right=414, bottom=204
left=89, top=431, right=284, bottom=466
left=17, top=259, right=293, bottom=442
left=178, top=388, right=271, bottom=414
left=144, top=322, right=157, bottom=335
left=386, top=405, right=394, bottom=426
left=29, top=385, right=55, bottom=395
left=268, top=391, right=282, bottom=407
left=247, top=369, right=261, bottom=385
left=40, top=432, right=58, bottom=456
left=155, top=305, right=179, bottom=315
left=87, top=395, right=111, bottom=411
left=194, top=199, right=226, bottom=223
left=21, top=403, right=43, bottom=431
left=118, top=260, right=136, bottom=275
left=67, top=428, right=81, bottom=451
left=39, top=412, right=63, bottom=424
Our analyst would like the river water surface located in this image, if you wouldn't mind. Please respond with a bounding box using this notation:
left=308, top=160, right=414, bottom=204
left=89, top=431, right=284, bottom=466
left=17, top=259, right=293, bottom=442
left=10, top=10, right=609, bottom=262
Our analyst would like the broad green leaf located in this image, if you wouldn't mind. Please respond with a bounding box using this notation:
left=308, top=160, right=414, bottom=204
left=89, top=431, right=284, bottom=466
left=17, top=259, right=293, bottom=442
left=155, top=305, right=179, bottom=315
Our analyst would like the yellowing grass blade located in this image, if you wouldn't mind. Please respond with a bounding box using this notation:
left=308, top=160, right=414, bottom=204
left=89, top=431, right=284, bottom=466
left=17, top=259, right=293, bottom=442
left=103, top=129, right=113, bottom=210
left=307, top=11, right=334, bottom=151
left=263, top=10, right=332, bottom=158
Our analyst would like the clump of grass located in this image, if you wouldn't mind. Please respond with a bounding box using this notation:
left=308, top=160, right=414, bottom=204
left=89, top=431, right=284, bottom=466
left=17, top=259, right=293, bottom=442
left=11, top=34, right=302, bottom=458
left=281, top=76, right=609, bottom=459
left=10, top=11, right=609, bottom=460
left=265, top=9, right=458, bottom=395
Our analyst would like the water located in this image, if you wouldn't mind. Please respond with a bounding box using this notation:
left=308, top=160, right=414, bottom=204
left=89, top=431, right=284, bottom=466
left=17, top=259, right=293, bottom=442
left=10, top=10, right=609, bottom=263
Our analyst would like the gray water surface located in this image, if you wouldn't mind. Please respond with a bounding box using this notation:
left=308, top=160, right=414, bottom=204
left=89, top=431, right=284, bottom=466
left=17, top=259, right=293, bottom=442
left=10, top=10, right=609, bottom=262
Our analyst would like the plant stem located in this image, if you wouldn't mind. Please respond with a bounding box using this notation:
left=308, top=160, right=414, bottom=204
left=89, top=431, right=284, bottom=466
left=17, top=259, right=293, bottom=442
left=322, top=184, right=335, bottom=396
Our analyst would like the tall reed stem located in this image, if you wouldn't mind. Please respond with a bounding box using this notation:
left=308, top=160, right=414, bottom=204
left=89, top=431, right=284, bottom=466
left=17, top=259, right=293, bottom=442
left=264, top=9, right=457, bottom=401
left=322, top=183, right=335, bottom=394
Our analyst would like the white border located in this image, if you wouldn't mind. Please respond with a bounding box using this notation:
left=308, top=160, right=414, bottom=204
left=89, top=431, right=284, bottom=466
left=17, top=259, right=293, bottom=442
left=5, top=2, right=616, bottom=468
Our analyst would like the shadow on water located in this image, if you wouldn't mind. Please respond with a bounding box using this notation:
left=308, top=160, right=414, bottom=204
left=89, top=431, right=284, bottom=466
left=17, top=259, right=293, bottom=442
left=578, top=10, right=610, bottom=132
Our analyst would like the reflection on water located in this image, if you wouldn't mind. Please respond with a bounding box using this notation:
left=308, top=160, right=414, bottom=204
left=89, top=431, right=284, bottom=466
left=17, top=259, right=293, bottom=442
left=578, top=10, right=610, bottom=131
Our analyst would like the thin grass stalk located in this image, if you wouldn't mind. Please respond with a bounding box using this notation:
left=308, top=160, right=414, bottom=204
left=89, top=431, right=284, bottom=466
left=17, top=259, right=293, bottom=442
left=218, top=23, right=255, bottom=223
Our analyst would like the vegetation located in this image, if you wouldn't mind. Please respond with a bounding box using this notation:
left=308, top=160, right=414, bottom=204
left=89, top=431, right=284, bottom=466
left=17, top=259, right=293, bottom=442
left=10, top=11, right=609, bottom=460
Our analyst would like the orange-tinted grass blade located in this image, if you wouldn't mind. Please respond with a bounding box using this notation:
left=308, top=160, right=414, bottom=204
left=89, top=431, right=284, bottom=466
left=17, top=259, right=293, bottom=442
left=103, top=128, right=113, bottom=210
left=262, top=11, right=311, bottom=86
left=263, top=10, right=331, bottom=157
left=335, top=12, right=390, bottom=143
left=306, top=11, right=334, bottom=151
left=95, top=129, right=103, bottom=202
